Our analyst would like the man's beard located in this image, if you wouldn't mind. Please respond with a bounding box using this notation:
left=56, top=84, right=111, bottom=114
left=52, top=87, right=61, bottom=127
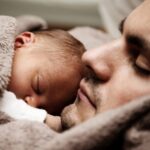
left=61, top=82, right=102, bottom=130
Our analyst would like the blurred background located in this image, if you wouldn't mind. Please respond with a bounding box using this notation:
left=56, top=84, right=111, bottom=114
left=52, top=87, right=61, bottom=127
left=0, top=0, right=142, bottom=38
left=0, top=0, right=101, bottom=29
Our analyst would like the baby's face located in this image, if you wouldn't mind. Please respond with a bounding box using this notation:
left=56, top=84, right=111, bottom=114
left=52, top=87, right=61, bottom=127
left=8, top=45, right=83, bottom=115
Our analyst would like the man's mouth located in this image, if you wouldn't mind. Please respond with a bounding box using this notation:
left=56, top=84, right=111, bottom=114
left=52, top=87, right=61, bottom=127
left=77, top=83, right=96, bottom=109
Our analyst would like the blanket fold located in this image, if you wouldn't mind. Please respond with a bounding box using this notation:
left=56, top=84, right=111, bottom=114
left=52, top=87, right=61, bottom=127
left=0, top=16, right=16, bottom=93
left=47, top=95, right=150, bottom=150
left=15, top=15, right=48, bottom=35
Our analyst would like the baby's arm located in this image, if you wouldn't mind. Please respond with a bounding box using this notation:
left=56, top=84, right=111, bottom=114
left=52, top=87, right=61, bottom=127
left=0, top=90, right=47, bottom=122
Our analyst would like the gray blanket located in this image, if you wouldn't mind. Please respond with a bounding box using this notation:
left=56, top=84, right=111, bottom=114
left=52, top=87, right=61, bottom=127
left=0, top=15, right=150, bottom=150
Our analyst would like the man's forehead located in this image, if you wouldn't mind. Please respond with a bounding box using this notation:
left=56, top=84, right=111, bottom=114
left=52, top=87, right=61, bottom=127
left=125, top=0, right=150, bottom=30
left=123, top=0, right=150, bottom=58
left=128, top=0, right=150, bottom=20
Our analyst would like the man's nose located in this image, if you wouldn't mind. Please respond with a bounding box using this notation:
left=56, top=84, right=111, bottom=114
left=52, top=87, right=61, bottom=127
left=82, top=51, right=111, bottom=81
left=82, top=41, right=120, bottom=82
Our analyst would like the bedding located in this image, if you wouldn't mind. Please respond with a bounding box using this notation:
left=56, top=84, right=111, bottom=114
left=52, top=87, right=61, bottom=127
left=0, top=15, right=150, bottom=150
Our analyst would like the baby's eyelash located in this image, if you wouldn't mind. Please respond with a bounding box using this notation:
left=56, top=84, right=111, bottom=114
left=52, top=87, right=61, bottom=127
left=35, top=75, right=42, bottom=95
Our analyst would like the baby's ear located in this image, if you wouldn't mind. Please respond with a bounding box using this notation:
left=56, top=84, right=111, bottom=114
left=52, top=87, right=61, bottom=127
left=15, top=32, right=35, bottom=49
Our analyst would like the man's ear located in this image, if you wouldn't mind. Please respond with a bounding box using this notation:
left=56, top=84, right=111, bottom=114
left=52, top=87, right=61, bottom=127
left=24, top=96, right=40, bottom=108
left=15, top=32, right=35, bottom=49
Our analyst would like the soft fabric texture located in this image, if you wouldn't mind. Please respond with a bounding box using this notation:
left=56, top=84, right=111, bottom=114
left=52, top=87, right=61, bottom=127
left=69, top=26, right=112, bottom=49
left=0, top=91, right=47, bottom=122
left=15, top=15, right=48, bottom=35
left=0, top=15, right=150, bottom=150
left=0, top=16, right=16, bottom=94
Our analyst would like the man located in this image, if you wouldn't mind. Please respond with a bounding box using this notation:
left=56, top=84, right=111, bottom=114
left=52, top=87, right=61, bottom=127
left=61, top=0, right=150, bottom=128
left=0, top=0, right=150, bottom=150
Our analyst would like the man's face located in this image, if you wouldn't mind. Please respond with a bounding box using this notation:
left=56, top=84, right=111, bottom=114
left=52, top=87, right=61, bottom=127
left=8, top=43, right=82, bottom=115
left=61, top=0, right=150, bottom=128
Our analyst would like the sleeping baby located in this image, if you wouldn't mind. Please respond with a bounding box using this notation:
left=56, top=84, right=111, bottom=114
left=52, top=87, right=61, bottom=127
left=1, top=29, right=85, bottom=131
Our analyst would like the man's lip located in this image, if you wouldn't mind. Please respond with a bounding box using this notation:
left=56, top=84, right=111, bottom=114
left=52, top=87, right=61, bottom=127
left=78, top=87, right=96, bottom=109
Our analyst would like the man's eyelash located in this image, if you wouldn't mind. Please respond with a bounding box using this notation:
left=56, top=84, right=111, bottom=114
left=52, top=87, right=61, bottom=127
left=133, top=63, right=150, bottom=76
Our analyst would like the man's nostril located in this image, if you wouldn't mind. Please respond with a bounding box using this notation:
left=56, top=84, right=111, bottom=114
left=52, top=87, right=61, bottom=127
left=84, top=66, right=100, bottom=82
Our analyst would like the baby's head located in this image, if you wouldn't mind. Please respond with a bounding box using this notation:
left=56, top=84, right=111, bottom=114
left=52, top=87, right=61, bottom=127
left=8, top=30, right=85, bottom=115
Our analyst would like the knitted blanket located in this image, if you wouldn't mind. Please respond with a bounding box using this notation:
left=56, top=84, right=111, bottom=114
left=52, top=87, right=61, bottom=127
left=0, top=15, right=150, bottom=150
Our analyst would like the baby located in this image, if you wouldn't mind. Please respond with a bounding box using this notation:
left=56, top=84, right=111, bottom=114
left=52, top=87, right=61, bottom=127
left=3, top=29, right=85, bottom=131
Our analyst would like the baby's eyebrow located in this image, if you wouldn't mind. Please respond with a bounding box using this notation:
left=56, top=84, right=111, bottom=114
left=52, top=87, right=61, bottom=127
left=119, top=17, right=127, bottom=33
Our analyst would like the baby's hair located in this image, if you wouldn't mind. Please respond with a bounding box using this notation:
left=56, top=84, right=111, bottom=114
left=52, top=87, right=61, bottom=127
left=32, top=29, right=86, bottom=73
left=33, top=29, right=85, bottom=58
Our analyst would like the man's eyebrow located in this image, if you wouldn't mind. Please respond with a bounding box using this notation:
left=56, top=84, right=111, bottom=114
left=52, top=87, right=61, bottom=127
left=126, top=34, right=150, bottom=54
left=119, top=17, right=127, bottom=33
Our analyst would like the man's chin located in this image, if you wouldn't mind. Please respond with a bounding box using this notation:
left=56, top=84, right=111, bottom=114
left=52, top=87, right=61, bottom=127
left=61, top=104, right=82, bottom=129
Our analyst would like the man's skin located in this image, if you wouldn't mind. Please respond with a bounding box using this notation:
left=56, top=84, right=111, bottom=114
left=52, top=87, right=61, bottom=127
left=61, top=0, right=150, bottom=129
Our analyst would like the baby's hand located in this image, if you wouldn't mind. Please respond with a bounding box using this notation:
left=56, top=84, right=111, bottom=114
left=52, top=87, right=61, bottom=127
left=45, top=114, right=62, bottom=132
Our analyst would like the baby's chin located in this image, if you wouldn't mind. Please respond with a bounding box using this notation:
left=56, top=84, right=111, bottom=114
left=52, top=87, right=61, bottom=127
left=61, top=103, right=82, bottom=130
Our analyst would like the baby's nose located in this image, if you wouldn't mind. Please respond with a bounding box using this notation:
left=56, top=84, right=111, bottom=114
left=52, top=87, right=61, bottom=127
left=24, top=95, right=39, bottom=107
